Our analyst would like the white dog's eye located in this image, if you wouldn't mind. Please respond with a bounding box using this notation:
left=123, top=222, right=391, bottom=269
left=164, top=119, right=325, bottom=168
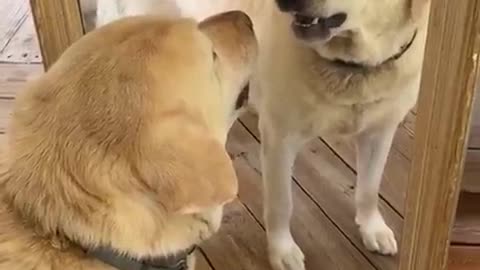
left=212, top=50, right=218, bottom=60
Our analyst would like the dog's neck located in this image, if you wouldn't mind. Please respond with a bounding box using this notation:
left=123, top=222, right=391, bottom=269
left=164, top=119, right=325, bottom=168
left=330, top=29, right=418, bottom=70
left=5, top=201, right=196, bottom=270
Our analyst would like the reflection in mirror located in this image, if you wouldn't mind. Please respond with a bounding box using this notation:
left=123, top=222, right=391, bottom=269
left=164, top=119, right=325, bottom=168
left=463, top=90, right=480, bottom=194
left=78, top=0, right=185, bottom=32
left=80, top=0, right=97, bottom=32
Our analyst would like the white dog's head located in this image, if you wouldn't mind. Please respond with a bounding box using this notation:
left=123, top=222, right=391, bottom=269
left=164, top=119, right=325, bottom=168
left=275, top=0, right=429, bottom=66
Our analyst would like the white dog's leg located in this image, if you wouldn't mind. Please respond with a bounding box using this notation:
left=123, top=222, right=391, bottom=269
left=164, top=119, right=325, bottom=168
left=355, top=126, right=398, bottom=255
left=260, top=120, right=306, bottom=270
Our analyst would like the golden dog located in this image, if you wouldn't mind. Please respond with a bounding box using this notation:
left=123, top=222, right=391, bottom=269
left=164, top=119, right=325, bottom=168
left=0, top=11, right=257, bottom=270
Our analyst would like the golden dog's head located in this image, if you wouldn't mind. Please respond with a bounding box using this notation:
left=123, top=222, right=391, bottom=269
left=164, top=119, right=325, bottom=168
left=275, top=0, right=430, bottom=66
left=2, top=11, right=257, bottom=262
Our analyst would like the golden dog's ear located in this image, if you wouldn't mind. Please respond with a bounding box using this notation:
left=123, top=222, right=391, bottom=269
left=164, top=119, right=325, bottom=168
left=409, top=0, right=430, bottom=20
left=171, top=135, right=238, bottom=215
left=136, top=128, right=238, bottom=215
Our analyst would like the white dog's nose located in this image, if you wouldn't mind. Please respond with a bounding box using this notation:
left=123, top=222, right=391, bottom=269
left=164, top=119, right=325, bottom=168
left=275, top=0, right=306, bottom=12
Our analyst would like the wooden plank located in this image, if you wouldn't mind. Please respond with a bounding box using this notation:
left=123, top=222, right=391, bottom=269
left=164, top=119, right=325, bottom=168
left=0, top=64, right=43, bottom=98
left=290, top=137, right=402, bottom=269
left=0, top=0, right=29, bottom=52
left=322, top=131, right=410, bottom=216
left=401, top=112, right=416, bottom=138
left=0, top=99, right=14, bottom=134
left=201, top=200, right=270, bottom=270
left=399, top=0, right=480, bottom=269
left=468, top=93, right=480, bottom=149
left=452, top=191, right=480, bottom=244
left=0, top=133, right=6, bottom=157
left=30, top=0, right=85, bottom=69
left=391, top=124, right=415, bottom=161
left=323, top=117, right=480, bottom=245
left=228, top=121, right=378, bottom=269
left=448, top=246, right=480, bottom=270
left=462, top=149, right=480, bottom=193
left=235, top=117, right=386, bottom=269
left=0, top=15, right=42, bottom=64
left=453, top=149, right=480, bottom=245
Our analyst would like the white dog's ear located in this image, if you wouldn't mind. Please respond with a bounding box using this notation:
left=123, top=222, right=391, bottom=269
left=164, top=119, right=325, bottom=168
left=409, top=0, right=430, bottom=20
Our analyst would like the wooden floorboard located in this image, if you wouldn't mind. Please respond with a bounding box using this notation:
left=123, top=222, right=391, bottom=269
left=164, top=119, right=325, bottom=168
left=463, top=150, right=480, bottom=193
left=228, top=122, right=377, bottom=270
left=448, top=246, right=480, bottom=270
left=200, top=200, right=270, bottom=270
left=400, top=112, right=416, bottom=138
left=452, top=191, right=480, bottom=245
left=0, top=0, right=29, bottom=52
left=469, top=94, right=480, bottom=149
left=324, top=119, right=480, bottom=246
left=0, top=63, right=42, bottom=134
left=0, top=63, right=43, bottom=98
left=0, top=99, right=14, bottom=134
left=322, top=133, right=409, bottom=216
left=0, top=14, right=42, bottom=64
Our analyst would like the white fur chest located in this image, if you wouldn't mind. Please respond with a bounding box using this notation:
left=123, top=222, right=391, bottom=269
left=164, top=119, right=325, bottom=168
left=308, top=65, right=420, bottom=137
left=309, top=88, right=418, bottom=137
left=254, top=53, right=420, bottom=139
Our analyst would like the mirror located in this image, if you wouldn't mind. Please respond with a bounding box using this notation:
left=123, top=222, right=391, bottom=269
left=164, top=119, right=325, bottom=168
left=79, top=0, right=97, bottom=32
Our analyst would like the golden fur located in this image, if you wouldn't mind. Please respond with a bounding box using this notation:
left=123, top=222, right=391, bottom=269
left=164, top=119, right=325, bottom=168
left=0, top=11, right=257, bottom=270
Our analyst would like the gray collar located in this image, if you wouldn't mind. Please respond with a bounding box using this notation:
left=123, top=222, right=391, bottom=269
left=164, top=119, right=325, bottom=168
left=87, top=245, right=197, bottom=270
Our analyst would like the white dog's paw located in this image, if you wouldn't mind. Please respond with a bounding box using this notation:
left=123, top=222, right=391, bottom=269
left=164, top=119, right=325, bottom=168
left=268, top=235, right=305, bottom=270
left=356, top=213, right=398, bottom=255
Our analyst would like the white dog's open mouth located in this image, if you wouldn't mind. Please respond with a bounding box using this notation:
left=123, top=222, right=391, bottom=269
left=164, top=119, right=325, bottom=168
left=293, top=13, right=320, bottom=28
left=291, top=13, right=347, bottom=41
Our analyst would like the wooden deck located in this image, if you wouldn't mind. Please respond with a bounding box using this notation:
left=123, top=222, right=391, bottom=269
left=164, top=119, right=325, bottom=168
left=0, top=1, right=479, bottom=269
